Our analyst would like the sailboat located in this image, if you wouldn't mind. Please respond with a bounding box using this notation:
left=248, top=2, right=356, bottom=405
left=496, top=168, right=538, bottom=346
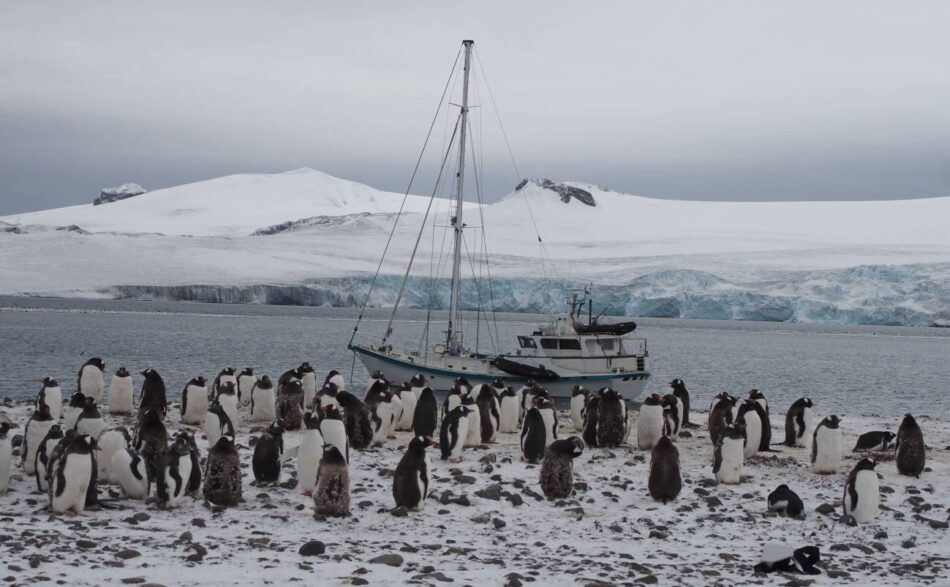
left=348, top=40, right=651, bottom=399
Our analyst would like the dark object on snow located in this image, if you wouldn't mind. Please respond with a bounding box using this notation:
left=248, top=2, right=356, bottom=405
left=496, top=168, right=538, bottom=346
left=754, top=544, right=821, bottom=575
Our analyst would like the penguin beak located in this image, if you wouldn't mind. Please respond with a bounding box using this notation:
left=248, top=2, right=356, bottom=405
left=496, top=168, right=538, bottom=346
left=427, top=439, right=439, bottom=448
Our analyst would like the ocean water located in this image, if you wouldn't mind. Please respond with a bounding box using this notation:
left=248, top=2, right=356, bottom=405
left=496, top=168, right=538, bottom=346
left=1, top=296, right=948, bottom=418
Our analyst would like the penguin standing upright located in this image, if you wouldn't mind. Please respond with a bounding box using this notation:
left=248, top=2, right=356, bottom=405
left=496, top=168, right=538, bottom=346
left=462, top=395, right=482, bottom=448
left=442, top=385, right=465, bottom=421
left=96, top=426, right=131, bottom=484
left=237, top=367, right=256, bottom=407
left=582, top=396, right=600, bottom=449
left=180, top=376, right=209, bottom=426
left=63, top=391, right=85, bottom=431
left=176, top=431, right=201, bottom=496
left=393, top=435, right=438, bottom=511
left=111, top=447, right=150, bottom=500
left=746, top=390, right=772, bottom=451
left=133, top=408, right=168, bottom=481
left=412, top=387, right=438, bottom=438
left=107, top=368, right=134, bottom=415
left=205, top=402, right=235, bottom=449
left=77, top=358, right=105, bottom=402
left=537, top=397, right=559, bottom=447
left=440, top=406, right=471, bottom=462
left=319, top=405, right=349, bottom=463
left=75, top=396, right=105, bottom=438
left=596, top=388, right=628, bottom=448
left=661, top=394, right=682, bottom=438
left=158, top=434, right=193, bottom=508
left=768, top=484, right=805, bottom=518
left=366, top=382, right=393, bottom=447
left=315, top=382, right=340, bottom=412
left=216, top=382, right=241, bottom=431
left=212, top=367, right=238, bottom=400
left=811, top=415, right=842, bottom=474
left=50, top=434, right=97, bottom=514
left=297, top=412, right=325, bottom=495
left=896, top=414, right=925, bottom=478
left=708, top=392, right=737, bottom=444
left=36, top=377, right=63, bottom=420
left=843, top=458, right=879, bottom=523
left=251, top=375, right=276, bottom=422
left=783, top=397, right=814, bottom=448
left=0, top=421, right=14, bottom=493
left=275, top=380, right=304, bottom=431
left=669, top=379, right=692, bottom=428
left=518, top=382, right=540, bottom=425
left=35, top=427, right=66, bottom=493
left=324, top=370, right=346, bottom=394
left=297, top=363, right=317, bottom=410
left=336, top=391, right=373, bottom=450
left=313, top=446, right=350, bottom=517
left=22, top=403, right=55, bottom=475
left=637, top=394, right=664, bottom=450
left=648, top=435, right=682, bottom=503
left=475, top=384, right=500, bottom=443
left=736, top=399, right=764, bottom=460
left=394, top=383, right=417, bottom=431
left=497, top=386, right=520, bottom=434
left=252, top=420, right=285, bottom=485
left=203, top=437, right=242, bottom=507
left=713, top=424, right=745, bottom=485
left=540, top=436, right=584, bottom=499
left=570, top=386, right=589, bottom=432
left=520, top=403, right=546, bottom=464
left=138, top=369, right=168, bottom=420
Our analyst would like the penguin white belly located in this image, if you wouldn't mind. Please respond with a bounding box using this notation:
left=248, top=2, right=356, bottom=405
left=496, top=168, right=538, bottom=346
left=499, top=396, right=519, bottom=433
left=329, top=373, right=346, bottom=391
left=570, top=395, right=586, bottom=431
left=637, top=405, right=664, bottom=449
left=52, top=454, right=91, bottom=514
left=63, top=408, right=82, bottom=433
left=743, top=413, right=762, bottom=459
left=396, top=392, right=417, bottom=431
left=415, top=452, right=431, bottom=510
left=446, top=395, right=461, bottom=416
left=387, top=395, right=402, bottom=436
left=297, top=430, right=324, bottom=495
left=182, top=386, right=209, bottom=425
left=96, top=430, right=128, bottom=483
left=251, top=388, right=276, bottom=422
left=813, top=427, right=842, bottom=474
left=464, top=407, right=481, bottom=447
left=164, top=458, right=192, bottom=507
left=80, top=369, right=104, bottom=402
left=42, top=387, right=63, bottom=420
left=205, top=415, right=224, bottom=448
left=372, top=402, right=392, bottom=446
left=320, top=421, right=348, bottom=463
left=237, top=375, right=256, bottom=407
left=76, top=418, right=105, bottom=441
left=300, top=373, right=317, bottom=409
left=716, top=437, right=744, bottom=484
left=35, top=438, right=59, bottom=492
left=451, top=416, right=469, bottom=461
left=107, top=378, right=133, bottom=414
left=539, top=409, right=558, bottom=446
left=850, top=470, right=880, bottom=523
left=24, top=421, right=53, bottom=475
left=218, top=395, right=240, bottom=430
left=0, top=436, right=11, bottom=493
left=112, top=450, right=149, bottom=499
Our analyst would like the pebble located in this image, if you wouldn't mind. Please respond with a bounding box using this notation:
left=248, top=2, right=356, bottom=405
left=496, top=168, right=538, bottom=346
left=298, top=541, right=326, bottom=556
left=369, top=553, right=404, bottom=567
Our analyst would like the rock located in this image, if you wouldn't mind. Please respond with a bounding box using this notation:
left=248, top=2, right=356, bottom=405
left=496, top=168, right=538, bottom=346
left=369, top=553, right=404, bottom=567
left=476, top=483, right=503, bottom=501
left=471, top=513, right=491, bottom=524
left=874, top=530, right=888, bottom=540
left=815, top=503, right=837, bottom=516
left=132, top=512, right=150, bottom=522
left=120, top=579, right=145, bottom=585
left=648, top=530, right=668, bottom=540
left=298, top=541, right=326, bottom=556
left=454, top=475, right=476, bottom=485
left=705, top=496, right=723, bottom=508
left=76, top=540, right=96, bottom=549
left=94, top=183, right=147, bottom=206
left=178, top=531, right=192, bottom=542
left=115, top=549, right=141, bottom=560
left=829, top=544, right=850, bottom=552
left=636, top=575, right=659, bottom=584
left=506, top=494, right=524, bottom=507
left=391, top=506, right=409, bottom=517
left=492, top=518, right=507, bottom=530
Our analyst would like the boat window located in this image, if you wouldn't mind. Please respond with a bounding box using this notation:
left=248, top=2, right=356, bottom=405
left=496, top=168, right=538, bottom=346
left=539, top=338, right=558, bottom=350
left=518, top=336, right=537, bottom=349
left=597, top=339, right=615, bottom=351
left=559, top=339, right=581, bottom=350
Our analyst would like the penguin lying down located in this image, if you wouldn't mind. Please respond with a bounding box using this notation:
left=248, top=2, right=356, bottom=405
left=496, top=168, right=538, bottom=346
left=754, top=544, right=821, bottom=575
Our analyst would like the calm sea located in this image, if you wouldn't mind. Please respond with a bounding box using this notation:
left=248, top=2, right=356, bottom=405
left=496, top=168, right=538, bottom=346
left=1, top=296, right=947, bottom=418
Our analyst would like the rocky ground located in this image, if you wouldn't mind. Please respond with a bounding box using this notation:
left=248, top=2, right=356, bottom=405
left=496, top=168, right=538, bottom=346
left=1, top=399, right=948, bottom=586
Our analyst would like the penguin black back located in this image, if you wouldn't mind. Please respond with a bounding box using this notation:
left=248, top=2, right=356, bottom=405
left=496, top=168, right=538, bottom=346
left=648, top=435, right=682, bottom=503
left=393, top=435, right=437, bottom=510
left=539, top=436, right=584, bottom=499
left=520, top=406, right=546, bottom=464
left=669, top=379, right=691, bottom=427
left=708, top=392, right=736, bottom=444
left=767, top=484, right=804, bottom=518
left=138, top=369, right=167, bottom=420
left=896, top=414, right=925, bottom=478
left=582, top=396, right=600, bottom=448
left=412, top=387, right=438, bottom=438
left=175, top=430, right=202, bottom=494
left=133, top=408, right=168, bottom=480
left=203, top=437, right=242, bottom=507
left=337, top=391, right=373, bottom=450
left=252, top=420, right=285, bottom=484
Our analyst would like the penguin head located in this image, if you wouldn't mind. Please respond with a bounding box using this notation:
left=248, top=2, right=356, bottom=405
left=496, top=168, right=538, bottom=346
left=320, top=381, right=338, bottom=396
left=492, top=378, right=505, bottom=389
left=408, top=435, right=438, bottom=453
left=901, top=414, right=918, bottom=429
left=461, top=395, right=476, bottom=407
left=175, top=430, right=197, bottom=449
left=268, top=419, right=286, bottom=436
left=884, top=431, right=897, bottom=442
left=87, top=358, right=105, bottom=371
left=571, top=385, right=588, bottom=398
left=219, top=382, right=237, bottom=395
left=748, top=389, right=764, bottom=400
left=803, top=397, right=813, bottom=408
left=41, top=377, right=59, bottom=388
left=418, top=386, right=435, bottom=399
left=258, top=375, right=273, bottom=389
left=824, top=415, right=841, bottom=428
left=46, top=424, right=62, bottom=438
left=322, top=445, right=347, bottom=465
left=322, top=405, right=342, bottom=420
left=222, top=367, right=236, bottom=376
left=669, top=378, right=683, bottom=390
left=170, top=434, right=191, bottom=456
left=82, top=395, right=98, bottom=411
left=214, top=436, right=236, bottom=452
left=298, top=362, right=314, bottom=374
left=240, top=367, right=254, bottom=377
left=192, top=375, right=208, bottom=387
left=69, top=391, right=86, bottom=408
left=854, top=457, right=877, bottom=471
left=567, top=436, right=584, bottom=457
left=140, top=368, right=161, bottom=381
left=115, top=367, right=130, bottom=377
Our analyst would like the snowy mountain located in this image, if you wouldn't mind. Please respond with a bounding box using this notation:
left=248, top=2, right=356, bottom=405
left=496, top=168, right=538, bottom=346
left=1, top=169, right=948, bottom=326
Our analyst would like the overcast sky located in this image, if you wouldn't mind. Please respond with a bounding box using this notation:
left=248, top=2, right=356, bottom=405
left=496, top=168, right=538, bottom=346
left=2, top=1, right=950, bottom=214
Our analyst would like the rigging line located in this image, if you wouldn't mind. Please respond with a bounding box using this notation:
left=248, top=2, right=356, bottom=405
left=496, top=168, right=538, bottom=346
left=460, top=232, right=498, bottom=353
left=348, top=46, right=462, bottom=347
left=467, top=121, right=501, bottom=354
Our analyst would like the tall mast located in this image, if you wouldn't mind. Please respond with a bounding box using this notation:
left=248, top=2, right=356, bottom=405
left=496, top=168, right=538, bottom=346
left=446, top=39, right=473, bottom=353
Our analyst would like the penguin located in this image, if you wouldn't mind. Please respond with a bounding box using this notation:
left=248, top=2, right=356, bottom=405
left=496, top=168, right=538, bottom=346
left=138, top=368, right=168, bottom=420
left=36, top=377, right=63, bottom=420
left=133, top=408, right=168, bottom=481
left=412, top=387, right=438, bottom=438
left=843, top=458, right=879, bottom=523
left=811, top=415, right=842, bottom=474
left=366, top=383, right=394, bottom=447
left=278, top=366, right=301, bottom=388
left=442, top=384, right=465, bottom=421
left=736, top=399, right=764, bottom=460
left=713, top=424, right=745, bottom=485
left=747, top=389, right=772, bottom=452
left=895, top=414, right=925, bottom=478
left=205, top=401, right=235, bottom=449
left=440, top=405, right=471, bottom=463
left=107, top=368, right=134, bottom=415
left=248, top=375, right=275, bottom=422
left=596, top=388, right=628, bottom=448
left=749, top=388, right=769, bottom=416
left=582, top=395, right=600, bottom=449
left=237, top=367, right=256, bottom=407
left=324, top=370, right=346, bottom=394
left=540, top=436, right=584, bottom=500
left=216, top=381, right=241, bottom=431
left=175, top=430, right=202, bottom=496
left=475, top=384, right=501, bottom=443
left=22, top=403, right=55, bottom=475
left=297, top=412, right=325, bottom=496
left=648, top=435, right=682, bottom=503
left=637, top=393, right=664, bottom=450
left=75, top=396, right=105, bottom=439
left=386, top=387, right=403, bottom=436
left=497, top=385, right=520, bottom=434
left=157, top=434, right=193, bottom=508
left=364, top=370, right=388, bottom=399
left=319, top=405, right=349, bottom=464
left=252, top=420, right=285, bottom=485
left=63, top=391, right=85, bottom=432
left=313, top=446, right=350, bottom=517
left=767, top=484, right=804, bottom=518
left=336, top=391, right=373, bottom=450
left=203, top=436, right=242, bottom=507
left=50, top=434, right=97, bottom=514
left=462, top=395, right=482, bottom=448
left=661, top=394, right=681, bottom=439
left=520, top=404, right=546, bottom=464
left=275, top=379, right=304, bottom=431
left=0, top=421, right=10, bottom=494
left=42, top=429, right=74, bottom=495
left=754, top=545, right=822, bottom=576
left=394, top=383, right=417, bottom=431
left=669, top=379, right=693, bottom=428
left=95, top=426, right=131, bottom=484
left=708, top=392, right=737, bottom=444
left=783, top=397, right=814, bottom=448
left=854, top=431, right=897, bottom=452
left=393, top=435, right=438, bottom=511
left=537, top=397, right=559, bottom=447
left=569, top=385, right=589, bottom=432
left=34, top=425, right=64, bottom=493
left=517, top=381, right=541, bottom=424
left=180, top=376, right=209, bottom=426
left=297, top=363, right=317, bottom=409
left=111, top=447, right=150, bottom=500
left=77, top=358, right=105, bottom=402
left=212, top=367, right=238, bottom=401
left=315, top=381, right=340, bottom=413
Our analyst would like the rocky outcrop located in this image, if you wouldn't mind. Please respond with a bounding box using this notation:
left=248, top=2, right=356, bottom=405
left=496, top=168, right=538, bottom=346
left=515, top=178, right=597, bottom=207
left=94, top=183, right=147, bottom=206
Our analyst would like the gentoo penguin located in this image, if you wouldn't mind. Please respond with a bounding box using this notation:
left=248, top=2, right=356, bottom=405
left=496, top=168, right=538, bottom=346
left=442, top=383, right=465, bottom=421
left=22, top=403, right=55, bottom=475
left=854, top=431, right=897, bottom=452
left=661, top=394, right=682, bottom=439
left=393, top=435, right=438, bottom=511
left=475, top=384, right=500, bottom=443
left=767, top=484, right=804, bottom=518
left=313, top=446, right=350, bottom=517
left=41, top=429, right=73, bottom=495
left=314, top=382, right=340, bottom=412
left=582, top=395, right=600, bottom=449
left=412, top=387, right=438, bottom=438
left=0, top=421, right=14, bottom=493
left=297, top=363, right=317, bottom=409
left=440, top=405, right=471, bottom=463
left=540, top=436, right=584, bottom=499
left=713, top=424, right=745, bottom=485
left=749, top=388, right=769, bottom=415
left=216, top=381, right=241, bottom=431
left=107, top=368, right=134, bottom=415
left=75, top=396, right=105, bottom=438
left=158, top=434, right=193, bottom=508
left=276, top=380, right=304, bottom=431
left=77, top=358, right=105, bottom=402
left=95, top=426, right=131, bottom=484
left=50, top=434, right=97, bottom=514
left=324, top=370, right=346, bottom=394
left=747, top=389, right=772, bottom=451
left=386, top=386, right=402, bottom=436
left=138, top=368, right=168, bottom=420
left=336, top=391, right=373, bottom=450
left=366, top=382, right=394, bottom=447
left=569, top=386, right=589, bottom=432
left=237, top=367, right=256, bottom=407
left=708, top=392, right=736, bottom=444
left=896, top=414, right=925, bottom=478
left=596, top=388, right=628, bottom=448
left=36, top=377, right=63, bottom=420
left=63, top=391, right=86, bottom=432
left=297, top=412, right=325, bottom=495
left=637, top=394, right=664, bottom=450
left=497, top=385, right=520, bottom=434
left=462, top=395, right=482, bottom=448
left=212, top=367, right=238, bottom=401
left=203, top=436, right=242, bottom=507
left=783, top=397, right=814, bottom=448
left=205, top=401, right=235, bottom=449
left=252, top=420, right=285, bottom=485
left=517, top=381, right=541, bottom=424
left=394, top=383, right=418, bottom=431
left=111, top=447, right=150, bottom=500
left=34, top=425, right=64, bottom=493
left=648, top=435, right=682, bottom=503
left=669, top=379, right=693, bottom=428
left=133, top=408, right=168, bottom=481
left=176, top=430, right=202, bottom=496
left=180, top=376, right=209, bottom=426
left=364, top=370, right=388, bottom=400
left=811, top=415, right=842, bottom=474
left=736, top=399, right=764, bottom=460
left=754, top=545, right=822, bottom=576
left=250, top=375, right=276, bottom=422
left=319, top=405, right=349, bottom=463
left=278, top=366, right=301, bottom=388
left=843, top=458, right=879, bottom=523
left=520, top=404, right=546, bottom=464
